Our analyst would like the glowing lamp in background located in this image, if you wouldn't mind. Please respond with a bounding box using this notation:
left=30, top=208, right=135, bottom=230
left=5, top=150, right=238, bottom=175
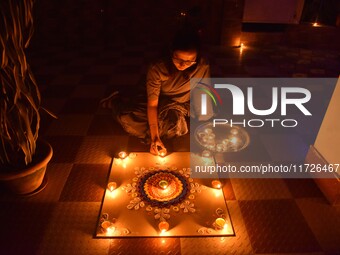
left=118, top=151, right=128, bottom=159
left=107, top=182, right=117, bottom=192
left=195, top=123, right=250, bottom=153
left=212, top=180, right=222, bottom=189
left=106, top=225, right=116, bottom=235
left=101, top=220, right=115, bottom=235
left=215, top=218, right=227, bottom=230
left=202, top=150, right=211, bottom=158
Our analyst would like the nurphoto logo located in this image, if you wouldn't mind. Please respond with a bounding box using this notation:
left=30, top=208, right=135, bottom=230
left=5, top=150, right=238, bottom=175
left=199, top=82, right=312, bottom=128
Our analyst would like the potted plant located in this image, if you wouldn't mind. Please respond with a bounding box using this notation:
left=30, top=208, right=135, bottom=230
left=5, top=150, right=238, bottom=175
left=0, top=0, right=54, bottom=195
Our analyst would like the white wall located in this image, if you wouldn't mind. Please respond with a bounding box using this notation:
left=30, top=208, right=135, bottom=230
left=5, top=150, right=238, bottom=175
left=315, top=77, right=340, bottom=166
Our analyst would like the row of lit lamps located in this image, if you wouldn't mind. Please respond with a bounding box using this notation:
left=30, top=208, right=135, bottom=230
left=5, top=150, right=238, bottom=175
left=104, top=151, right=228, bottom=235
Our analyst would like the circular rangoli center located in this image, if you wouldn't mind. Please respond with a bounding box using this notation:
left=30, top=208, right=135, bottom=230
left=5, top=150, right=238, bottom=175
left=138, top=170, right=188, bottom=207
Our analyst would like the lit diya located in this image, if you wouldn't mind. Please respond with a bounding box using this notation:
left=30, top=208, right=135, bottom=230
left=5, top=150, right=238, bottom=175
left=137, top=170, right=188, bottom=207
left=118, top=151, right=128, bottom=159
left=107, top=182, right=117, bottom=192
left=215, top=217, right=226, bottom=230
left=159, top=180, right=169, bottom=189
left=211, top=180, right=222, bottom=189
left=158, top=221, right=169, bottom=233
left=158, top=148, right=167, bottom=157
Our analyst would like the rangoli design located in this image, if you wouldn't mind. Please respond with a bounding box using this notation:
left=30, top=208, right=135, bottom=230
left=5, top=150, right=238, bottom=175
left=123, top=166, right=205, bottom=222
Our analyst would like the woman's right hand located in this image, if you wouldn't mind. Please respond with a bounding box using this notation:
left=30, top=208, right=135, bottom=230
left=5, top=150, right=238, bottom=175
left=150, top=137, right=166, bottom=156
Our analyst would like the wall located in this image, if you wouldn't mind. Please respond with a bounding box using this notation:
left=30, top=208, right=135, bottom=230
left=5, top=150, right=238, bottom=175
left=314, top=77, right=340, bottom=165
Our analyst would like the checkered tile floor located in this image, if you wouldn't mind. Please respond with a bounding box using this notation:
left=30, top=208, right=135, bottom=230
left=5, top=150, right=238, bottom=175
left=1, top=1, right=340, bottom=254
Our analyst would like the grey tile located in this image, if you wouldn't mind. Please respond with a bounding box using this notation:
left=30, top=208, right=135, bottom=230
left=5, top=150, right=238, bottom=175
left=260, top=134, right=309, bottom=162
left=296, top=198, right=340, bottom=254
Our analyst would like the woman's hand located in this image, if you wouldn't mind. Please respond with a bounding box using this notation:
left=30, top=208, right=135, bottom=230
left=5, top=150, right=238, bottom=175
left=150, top=137, right=166, bottom=156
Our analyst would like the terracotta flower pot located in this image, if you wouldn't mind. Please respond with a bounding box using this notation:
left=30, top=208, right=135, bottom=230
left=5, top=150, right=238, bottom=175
left=0, top=140, right=53, bottom=195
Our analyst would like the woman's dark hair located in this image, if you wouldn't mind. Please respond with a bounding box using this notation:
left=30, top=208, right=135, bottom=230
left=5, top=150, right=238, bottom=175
left=171, top=26, right=201, bottom=52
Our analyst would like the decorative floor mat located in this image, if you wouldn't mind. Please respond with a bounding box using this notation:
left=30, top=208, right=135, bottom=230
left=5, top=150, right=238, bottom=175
left=95, top=152, right=234, bottom=238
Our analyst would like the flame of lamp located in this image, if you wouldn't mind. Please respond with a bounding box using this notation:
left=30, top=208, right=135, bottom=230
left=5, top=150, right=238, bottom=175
left=158, top=221, right=169, bottom=233
left=101, top=220, right=111, bottom=230
left=216, top=144, right=223, bottom=152
left=202, top=150, right=211, bottom=157
left=230, top=136, right=239, bottom=145
left=106, top=226, right=116, bottom=235
left=215, top=218, right=226, bottom=229
left=158, top=148, right=167, bottom=157
left=159, top=180, right=168, bottom=190
left=230, top=128, right=239, bottom=135
left=222, top=139, right=229, bottom=145
left=128, top=152, right=137, bottom=159
left=107, top=182, right=117, bottom=192
left=212, top=180, right=222, bottom=189
left=118, top=151, right=127, bottom=159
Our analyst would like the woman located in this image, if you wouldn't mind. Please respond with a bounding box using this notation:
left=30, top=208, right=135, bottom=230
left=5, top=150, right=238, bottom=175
left=102, top=27, right=213, bottom=155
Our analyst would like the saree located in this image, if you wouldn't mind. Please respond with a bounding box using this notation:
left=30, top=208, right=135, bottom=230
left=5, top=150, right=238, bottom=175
left=112, top=56, right=213, bottom=142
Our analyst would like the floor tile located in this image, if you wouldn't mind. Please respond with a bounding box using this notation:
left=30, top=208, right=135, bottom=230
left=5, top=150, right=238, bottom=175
left=63, top=65, right=91, bottom=75
left=71, top=84, right=107, bottom=98
left=69, top=57, right=96, bottom=67
left=114, top=65, right=141, bottom=74
left=118, top=57, right=145, bottom=66
left=79, top=74, right=112, bottom=86
left=39, top=114, right=54, bottom=136
left=75, top=136, right=129, bottom=164
left=180, top=201, right=253, bottom=255
left=109, top=238, right=181, bottom=255
left=0, top=202, right=55, bottom=254
left=239, top=199, right=322, bottom=253
left=59, top=164, right=110, bottom=202
left=244, top=65, right=281, bottom=77
left=34, top=64, right=64, bottom=76
left=260, top=134, right=309, bottom=162
left=42, top=98, right=67, bottom=115
left=42, top=84, right=76, bottom=98
left=60, top=98, right=100, bottom=114
left=37, top=202, right=109, bottom=255
left=46, top=114, right=93, bottom=136
left=49, top=74, right=83, bottom=86
left=284, top=179, right=325, bottom=199
left=127, top=136, right=150, bottom=152
left=44, top=135, right=84, bottom=163
left=87, top=115, right=127, bottom=136
left=109, top=74, right=141, bottom=86
left=230, top=178, right=292, bottom=200
left=172, top=133, right=190, bottom=152
left=88, top=65, right=116, bottom=75
left=256, top=252, right=325, bottom=255
left=296, top=198, right=340, bottom=254
left=35, top=74, right=58, bottom=85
